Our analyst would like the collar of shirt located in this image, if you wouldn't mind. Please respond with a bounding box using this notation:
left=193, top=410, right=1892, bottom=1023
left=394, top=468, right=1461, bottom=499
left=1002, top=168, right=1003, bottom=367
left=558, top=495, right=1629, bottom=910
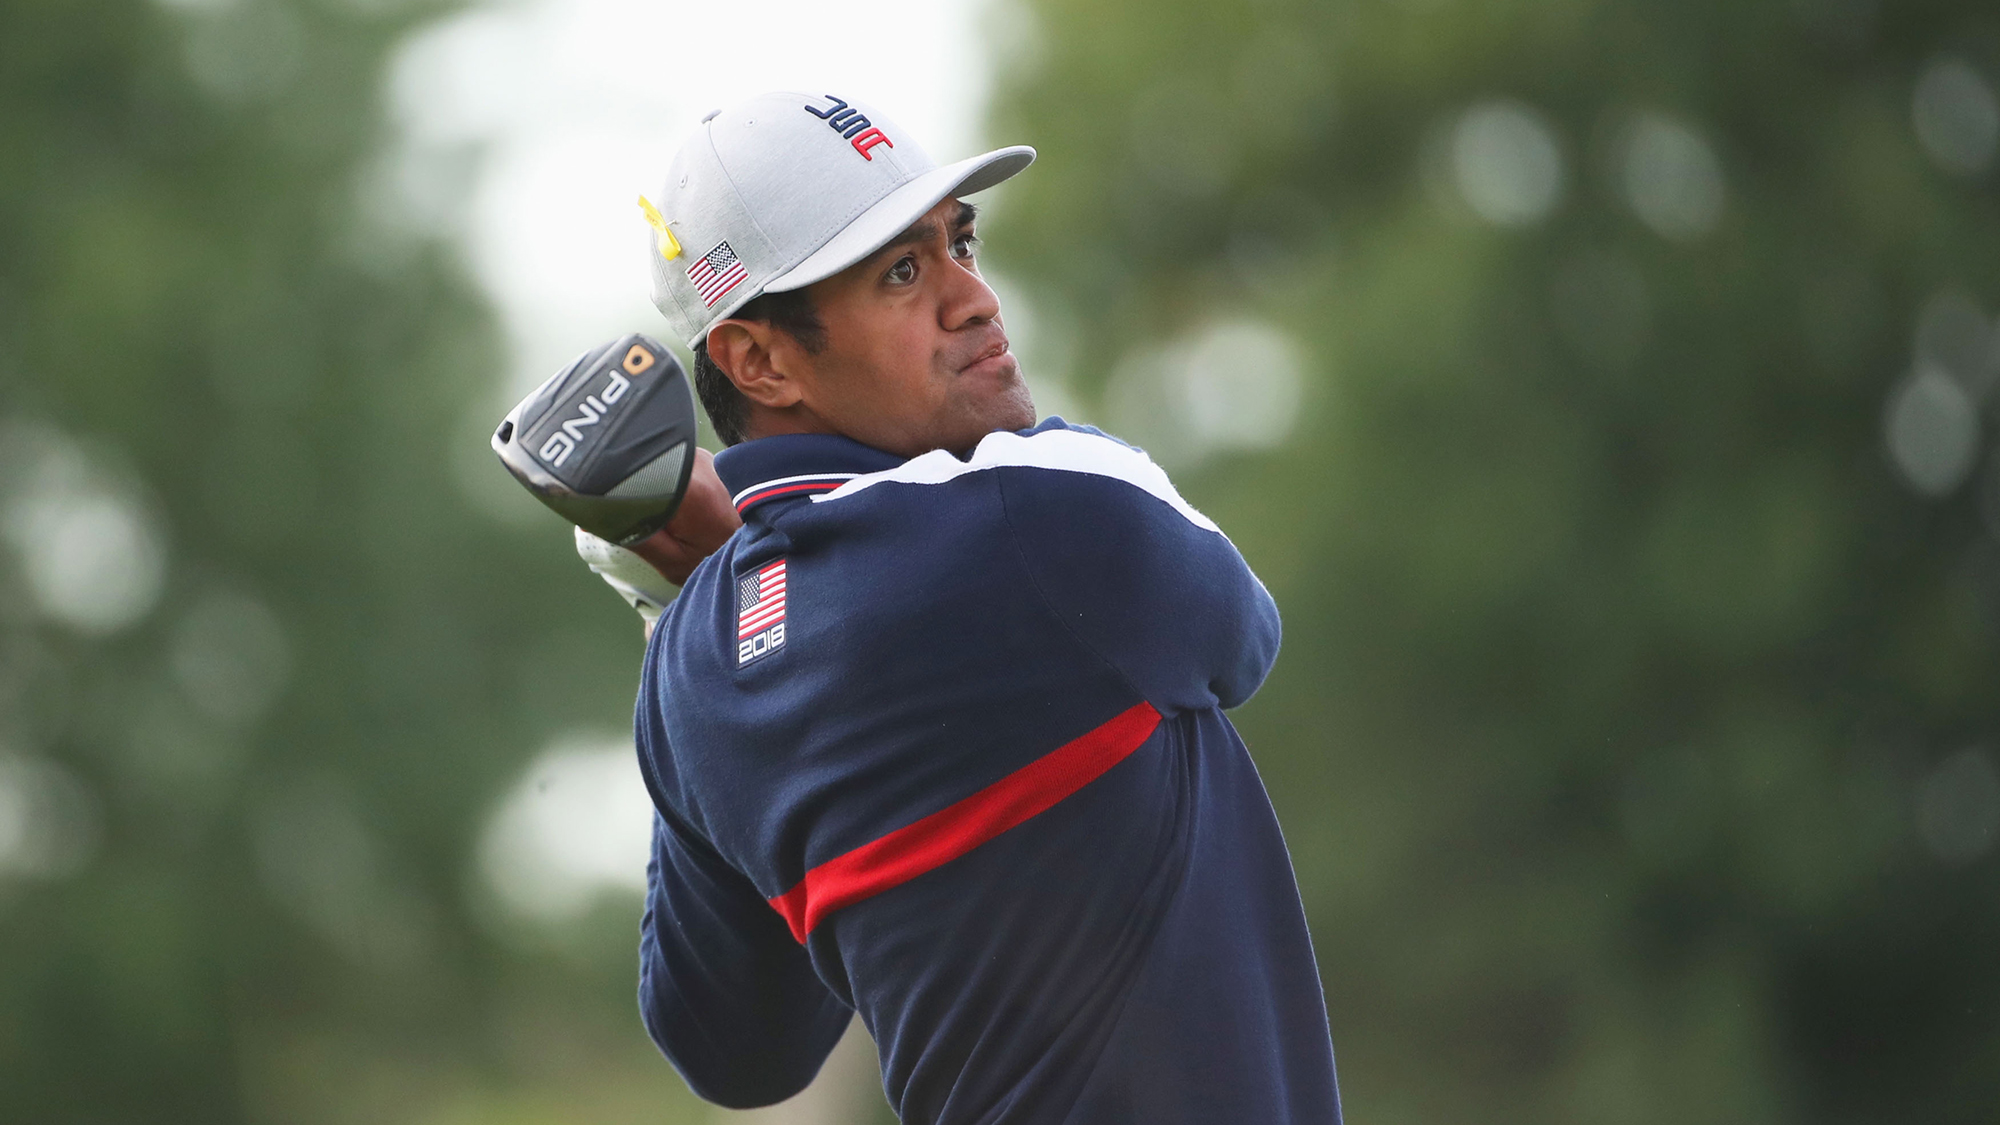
left=714, top=432, right=908, bottom=518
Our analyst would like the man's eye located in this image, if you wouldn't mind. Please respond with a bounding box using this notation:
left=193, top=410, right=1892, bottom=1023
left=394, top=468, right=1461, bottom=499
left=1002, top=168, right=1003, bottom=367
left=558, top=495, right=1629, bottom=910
left=886, top=257, right=917, bottom=284
left=952, top=234, right=980, bottom=259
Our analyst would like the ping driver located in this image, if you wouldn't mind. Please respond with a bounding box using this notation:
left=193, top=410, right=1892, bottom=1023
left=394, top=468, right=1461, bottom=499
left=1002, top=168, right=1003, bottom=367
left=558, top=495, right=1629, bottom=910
left=491, top=333, right=698, bottom=546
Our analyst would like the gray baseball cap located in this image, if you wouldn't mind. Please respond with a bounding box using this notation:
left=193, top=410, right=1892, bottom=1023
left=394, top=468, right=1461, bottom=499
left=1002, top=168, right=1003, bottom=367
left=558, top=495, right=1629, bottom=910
left=642, top=91, right=1035, bottom=348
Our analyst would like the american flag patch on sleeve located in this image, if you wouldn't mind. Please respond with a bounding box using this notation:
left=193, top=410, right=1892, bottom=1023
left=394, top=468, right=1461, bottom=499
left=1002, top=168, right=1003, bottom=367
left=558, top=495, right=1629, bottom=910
left=687, top=240, right=750, bottom=308
left=736, top=559, right=787, bottom=665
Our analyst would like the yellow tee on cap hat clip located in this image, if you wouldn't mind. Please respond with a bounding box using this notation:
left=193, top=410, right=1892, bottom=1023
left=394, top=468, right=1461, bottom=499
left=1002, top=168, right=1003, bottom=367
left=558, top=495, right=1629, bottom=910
left=638, top=196, right=682, bottom=260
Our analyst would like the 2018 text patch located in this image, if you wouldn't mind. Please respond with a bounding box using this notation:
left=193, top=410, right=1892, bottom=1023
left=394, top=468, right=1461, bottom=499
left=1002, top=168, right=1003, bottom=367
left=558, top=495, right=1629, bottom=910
left=737, top=559, right=787, bottom=665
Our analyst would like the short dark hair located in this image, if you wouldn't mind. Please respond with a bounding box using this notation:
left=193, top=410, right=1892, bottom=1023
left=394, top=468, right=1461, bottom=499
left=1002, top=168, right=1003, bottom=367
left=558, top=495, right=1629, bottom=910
left=692, top=288, right=827, bottom=446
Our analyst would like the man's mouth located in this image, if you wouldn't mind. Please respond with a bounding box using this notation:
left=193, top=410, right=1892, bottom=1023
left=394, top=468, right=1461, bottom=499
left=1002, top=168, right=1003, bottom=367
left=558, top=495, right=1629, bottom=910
left=958, top=337, right=1013, bottom=375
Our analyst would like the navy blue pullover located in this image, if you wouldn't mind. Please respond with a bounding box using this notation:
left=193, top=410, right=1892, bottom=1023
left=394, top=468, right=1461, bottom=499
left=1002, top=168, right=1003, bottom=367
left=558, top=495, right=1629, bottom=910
left=633, top=418, right=1340, bottom=1123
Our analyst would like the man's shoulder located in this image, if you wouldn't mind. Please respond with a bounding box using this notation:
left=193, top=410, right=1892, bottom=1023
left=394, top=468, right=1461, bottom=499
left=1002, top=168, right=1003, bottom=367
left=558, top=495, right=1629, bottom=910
left=650, top=532, right=743, bottom=656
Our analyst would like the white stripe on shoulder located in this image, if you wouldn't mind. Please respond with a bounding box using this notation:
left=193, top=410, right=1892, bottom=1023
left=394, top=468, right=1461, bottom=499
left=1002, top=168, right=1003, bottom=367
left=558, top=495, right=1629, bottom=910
left=811, top=428, right=1220, bottom=532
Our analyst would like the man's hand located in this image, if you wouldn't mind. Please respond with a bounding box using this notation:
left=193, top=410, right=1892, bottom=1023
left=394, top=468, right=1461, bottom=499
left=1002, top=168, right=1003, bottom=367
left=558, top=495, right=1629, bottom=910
left=626, top=447, right=741, bottom=586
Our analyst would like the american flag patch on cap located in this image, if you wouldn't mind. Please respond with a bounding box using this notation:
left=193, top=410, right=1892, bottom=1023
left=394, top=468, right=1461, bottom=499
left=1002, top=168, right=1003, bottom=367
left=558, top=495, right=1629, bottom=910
left=736, top=559, right=787, bottom=665
left=688, top=240, right=750, bottom=308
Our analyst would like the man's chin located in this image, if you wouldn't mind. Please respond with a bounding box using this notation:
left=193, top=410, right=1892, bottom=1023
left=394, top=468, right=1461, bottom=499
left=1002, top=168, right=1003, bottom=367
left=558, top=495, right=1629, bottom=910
left=956, top=393, right=1037, bottom=454
left=961, top=354, right=1034, bottom=420
left=898, top=357, right=1034, bottom=456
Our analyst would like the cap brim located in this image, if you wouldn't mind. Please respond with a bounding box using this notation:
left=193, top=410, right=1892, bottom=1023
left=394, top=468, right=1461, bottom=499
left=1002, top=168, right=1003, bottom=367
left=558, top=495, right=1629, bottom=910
left=761, top=145, right=1035, bottom=295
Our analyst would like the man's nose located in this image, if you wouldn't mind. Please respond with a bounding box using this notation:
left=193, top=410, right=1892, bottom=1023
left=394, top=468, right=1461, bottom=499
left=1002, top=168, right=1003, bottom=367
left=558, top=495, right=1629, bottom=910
left=939, top=259, right=1001, bottom=330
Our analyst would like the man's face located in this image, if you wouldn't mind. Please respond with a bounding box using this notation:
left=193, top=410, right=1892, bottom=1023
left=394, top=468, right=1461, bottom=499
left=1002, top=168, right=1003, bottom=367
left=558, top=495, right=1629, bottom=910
left=775, top=197, right=1035, bottom=457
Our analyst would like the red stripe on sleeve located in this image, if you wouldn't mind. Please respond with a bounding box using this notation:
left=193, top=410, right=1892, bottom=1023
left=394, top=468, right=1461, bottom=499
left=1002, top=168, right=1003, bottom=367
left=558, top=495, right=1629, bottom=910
left=767, top=701, right=1163, bottom=942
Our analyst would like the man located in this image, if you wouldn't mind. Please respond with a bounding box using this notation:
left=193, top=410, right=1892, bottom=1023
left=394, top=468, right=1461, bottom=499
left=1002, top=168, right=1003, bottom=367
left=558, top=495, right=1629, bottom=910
left=596, top=91, right=1341, bottom=1123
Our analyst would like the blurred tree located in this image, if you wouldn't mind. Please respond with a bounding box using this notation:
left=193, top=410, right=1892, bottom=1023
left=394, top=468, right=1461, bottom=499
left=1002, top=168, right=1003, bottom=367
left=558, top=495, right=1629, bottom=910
left=0, top=1, right=717, bottom=1121
left=987, top=1, right=2000, bottom=1122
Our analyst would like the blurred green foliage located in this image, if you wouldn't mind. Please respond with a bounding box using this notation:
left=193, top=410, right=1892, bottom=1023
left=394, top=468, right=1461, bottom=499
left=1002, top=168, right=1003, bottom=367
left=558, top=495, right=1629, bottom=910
left=4, top=0, right=2000, bottom=1122
left=987, top=0, right=2000, bottom=1122
left=0, top=1, right=717, bottom=1121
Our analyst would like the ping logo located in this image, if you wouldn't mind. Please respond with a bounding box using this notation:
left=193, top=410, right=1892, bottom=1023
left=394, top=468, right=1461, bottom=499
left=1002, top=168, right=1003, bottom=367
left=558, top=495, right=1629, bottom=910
left=803, top=95, right=894, bottom=161
left=537, top=355, right=642, bottom=468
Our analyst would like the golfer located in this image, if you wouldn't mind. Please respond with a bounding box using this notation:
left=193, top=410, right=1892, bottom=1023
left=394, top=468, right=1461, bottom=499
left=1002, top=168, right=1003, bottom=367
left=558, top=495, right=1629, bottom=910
left=603, top=91, right=1342, bottom=1123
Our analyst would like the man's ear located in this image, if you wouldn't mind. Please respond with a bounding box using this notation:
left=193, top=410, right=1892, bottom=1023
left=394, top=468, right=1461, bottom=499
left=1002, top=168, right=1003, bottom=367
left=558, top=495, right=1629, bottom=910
left=707, top=319, right=806, bottom=410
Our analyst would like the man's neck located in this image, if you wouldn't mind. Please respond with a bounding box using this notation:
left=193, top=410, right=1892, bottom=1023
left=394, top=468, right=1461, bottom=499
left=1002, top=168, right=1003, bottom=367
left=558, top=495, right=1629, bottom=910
left=741, top=403, right=839, bottom=444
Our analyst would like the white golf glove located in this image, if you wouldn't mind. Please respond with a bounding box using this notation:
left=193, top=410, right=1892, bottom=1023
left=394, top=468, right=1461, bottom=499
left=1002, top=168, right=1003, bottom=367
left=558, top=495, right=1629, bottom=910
left=574, top=527, right=677, bottom=626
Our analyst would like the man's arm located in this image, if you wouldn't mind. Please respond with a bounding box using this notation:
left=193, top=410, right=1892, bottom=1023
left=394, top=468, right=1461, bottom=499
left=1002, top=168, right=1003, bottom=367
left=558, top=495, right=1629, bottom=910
left=639, top=809, right=853, bottom=1108
left=625, top=447, right=741, bottom=585
left=623, top=451, right=845, bottom=1105
left=576, top=448, right=742, bottom=636
left=995, top=428, right=1281, bottom=714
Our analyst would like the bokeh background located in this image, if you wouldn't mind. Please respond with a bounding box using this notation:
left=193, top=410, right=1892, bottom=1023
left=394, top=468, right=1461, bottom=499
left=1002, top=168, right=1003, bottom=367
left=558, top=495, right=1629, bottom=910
left=4, top=0, right=1999, bottom=1122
